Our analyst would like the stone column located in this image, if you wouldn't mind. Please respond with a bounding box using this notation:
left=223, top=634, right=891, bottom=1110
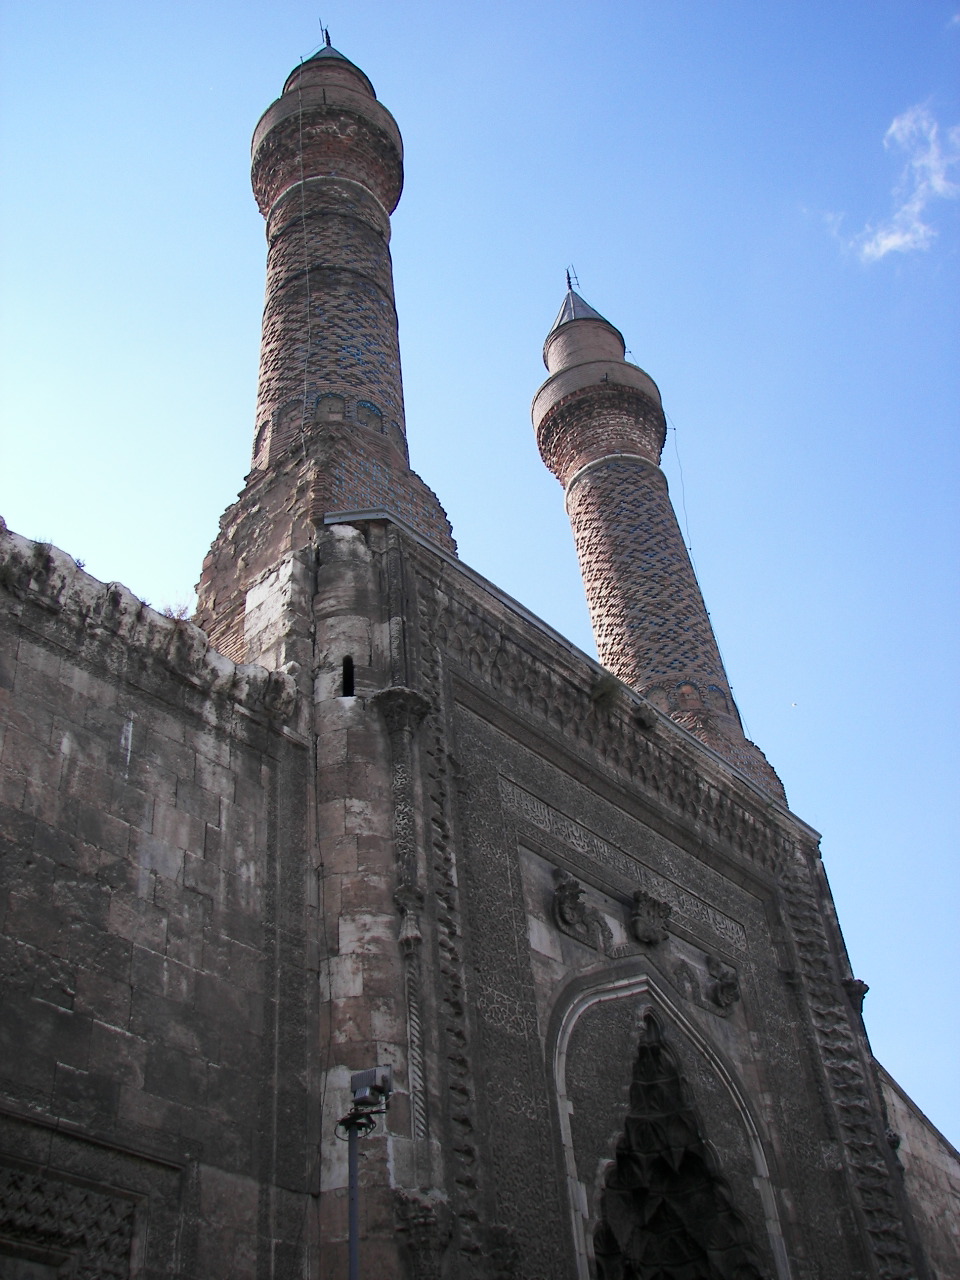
left=372, top=685, right=431, bottom=1142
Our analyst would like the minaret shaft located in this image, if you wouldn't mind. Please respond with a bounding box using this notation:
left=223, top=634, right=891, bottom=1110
left=566, top=455, right=730, bottom=694
left=533, top=292, right=783, bottom=799
left=195, top=48, right=454, bottom=665
left=251, top=92, right=408, bottom=467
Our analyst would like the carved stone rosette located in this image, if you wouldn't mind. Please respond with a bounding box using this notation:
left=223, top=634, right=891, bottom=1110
left=629, top=888, right=671, bottom=945
left=553, top=869, right=612, bottom=953
left=706, top=954, right=741, bottom=1014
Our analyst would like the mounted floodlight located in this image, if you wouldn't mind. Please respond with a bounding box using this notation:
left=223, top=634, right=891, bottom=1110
left=338, top=1063, right=395, bottom=1280
left=349, top=1064, right=393, bottom=1109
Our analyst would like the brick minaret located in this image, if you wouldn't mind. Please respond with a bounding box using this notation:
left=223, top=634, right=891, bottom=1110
left=533, top=289, right=784, bottom=798
left=196, top=43, right=454, bottom=663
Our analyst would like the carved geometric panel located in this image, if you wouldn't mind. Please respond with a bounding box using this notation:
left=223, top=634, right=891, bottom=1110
left=0, top=1252, right=66, bottom=1280
left=0, top=1112, right=184, bottom=1279
left=0, top=1162, right=136, bottom=1279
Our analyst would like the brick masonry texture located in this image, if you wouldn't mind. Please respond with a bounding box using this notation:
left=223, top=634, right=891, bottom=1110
left=566, top=455, right=729, bottom=689
left=536, top=386, right=667, bottom=485
left=196, top=50, right=454, bottom=665
left=254, top=179, right=406, bottom=466
left=252, top=106, right=402, bottom=219
left=537, top=378, right=784, bottom=799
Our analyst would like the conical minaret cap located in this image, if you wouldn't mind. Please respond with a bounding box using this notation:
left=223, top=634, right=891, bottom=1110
left=548, top=288, right=621, bottom=334
left=289, top=41, right=376, bottom=96
left=543, top=289, right=627, bottom=372
left=255, top=41, right=403, bottom=218
left=534, top=289, right=660, bottom=427
left=282, top=42, right=377, bottom=98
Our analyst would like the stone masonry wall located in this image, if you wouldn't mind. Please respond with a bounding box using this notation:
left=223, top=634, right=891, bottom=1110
left=0, top=521, right=313, bottom=1279
left=880, top=1067, right=960, bottom=1278
left=0, top=511, right=940, bottom=1279
left=195, top=441, right=454, bottom=667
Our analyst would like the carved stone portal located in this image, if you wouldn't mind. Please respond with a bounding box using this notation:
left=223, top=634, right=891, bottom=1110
left=593, top=1012, right=766, bottom=1280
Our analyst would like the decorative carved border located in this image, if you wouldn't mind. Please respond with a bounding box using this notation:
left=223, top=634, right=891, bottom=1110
left=409, top=553, right=489, bottom=1273
left=500, top=776, right=747, bottom=953
left=414, top=567, right=794, bottom=876
left=0, top=1075, right=186, bottom=1272
left=373, top=684, right=432, bottom=1141
left=0, top=1159, right=137, bottom=1278
left=780, top=849, right=917, bottom=1279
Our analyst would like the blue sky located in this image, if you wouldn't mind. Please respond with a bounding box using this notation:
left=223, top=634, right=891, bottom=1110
left=2, top=2, right=958, bottom=1144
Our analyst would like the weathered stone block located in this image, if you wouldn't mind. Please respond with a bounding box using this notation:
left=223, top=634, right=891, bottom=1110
left=51, top=1062, right=120, bottom=1127
left=131, top=943, right=196, bottom=1004
left=151, top=800, right=205, bottom=855
left=143, top=1043, right=208, bottom=1109
left=75, top=966, right=133, bottom=1028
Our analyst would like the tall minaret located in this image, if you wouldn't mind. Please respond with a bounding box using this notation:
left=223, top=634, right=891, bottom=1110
left=196, top=43, right=454, bottom=662
left=250, top=42, right=407, bottom=468
left=533, top=289, right=783, bottom=799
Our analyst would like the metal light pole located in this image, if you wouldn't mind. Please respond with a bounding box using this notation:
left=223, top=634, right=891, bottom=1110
left=336, top=1066, right=393, bottom=1280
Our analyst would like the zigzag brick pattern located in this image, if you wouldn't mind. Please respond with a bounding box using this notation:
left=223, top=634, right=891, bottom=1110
left=566, top=457, right=727, bottom=691
left=196, top=49, right=454, bottom=662
left=533, top=304, right=784, bottom=799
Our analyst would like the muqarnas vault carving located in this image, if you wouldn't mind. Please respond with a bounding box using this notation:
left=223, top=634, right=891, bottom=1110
left=594, top=1012, right=766, bottom=1280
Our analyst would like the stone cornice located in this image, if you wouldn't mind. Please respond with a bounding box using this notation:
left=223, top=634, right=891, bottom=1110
left=407, top=542, right=811, bottom=877
left=0, top=521, right=299, bottom=725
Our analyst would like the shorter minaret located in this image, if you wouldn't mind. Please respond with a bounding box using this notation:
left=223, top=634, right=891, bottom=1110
left=533, top=289, right=783, bottom=799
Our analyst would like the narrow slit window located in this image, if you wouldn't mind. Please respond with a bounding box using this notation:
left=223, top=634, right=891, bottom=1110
left=341, top=656, right=355, bottom=697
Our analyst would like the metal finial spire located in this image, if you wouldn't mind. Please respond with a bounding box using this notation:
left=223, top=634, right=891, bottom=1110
left=566, top=264, right=580, bottom=291
left=324, top=27, right=332, bottom=46
left=566, top=269, right=572, bottom=291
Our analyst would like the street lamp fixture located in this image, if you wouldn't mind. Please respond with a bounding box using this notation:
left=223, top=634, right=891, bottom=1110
left=336, top=1066, right=393, bottom=1280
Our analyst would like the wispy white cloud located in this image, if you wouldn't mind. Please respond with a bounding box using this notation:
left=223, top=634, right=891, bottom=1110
left=854, top=104, right=960, bottom=263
